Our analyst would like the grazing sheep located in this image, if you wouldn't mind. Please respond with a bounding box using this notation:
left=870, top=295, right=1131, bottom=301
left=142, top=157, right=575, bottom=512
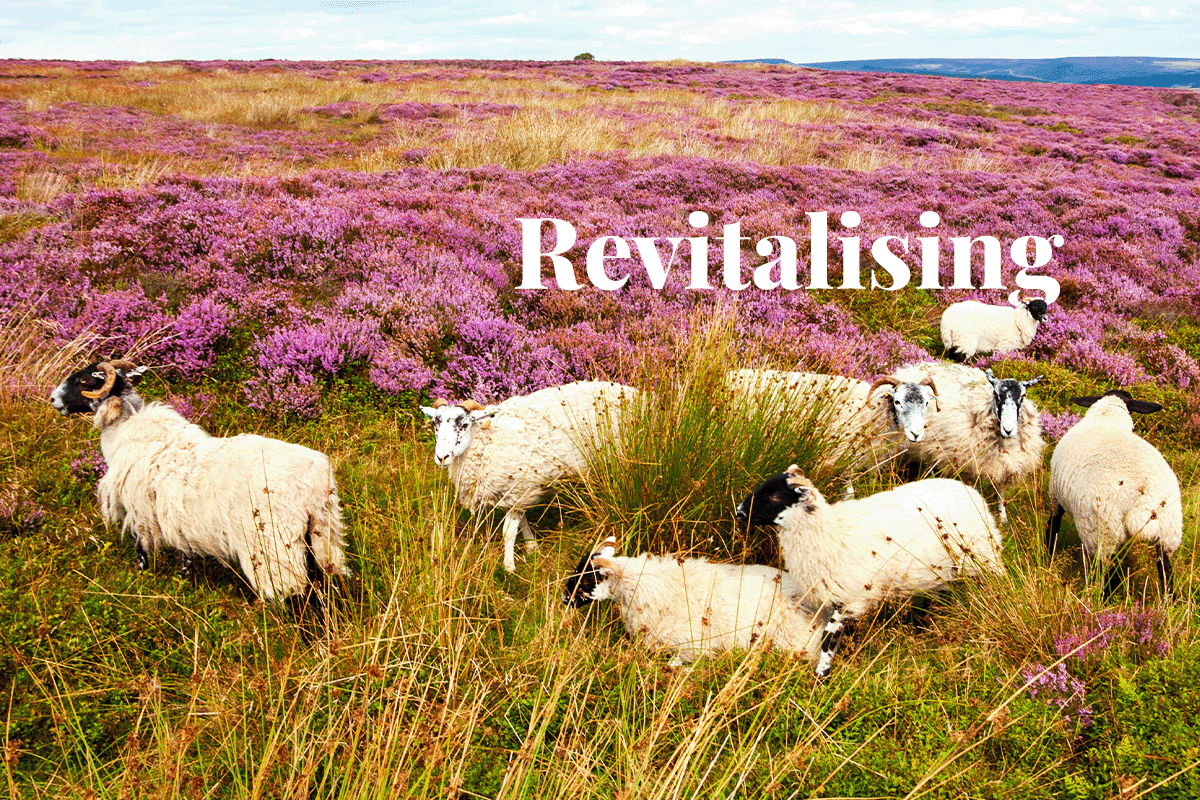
left=735, top=465, right=1003, bottom=619
left=891, top=363, right=1046, bottom=524
left=563, top=537, right=846, bottom=675
left=421, top=381, right=637, bottom=573
left=1046, top=390, right=1182, bottom=596
left=726, top=368, right=940, bottom=481
left=940, top=298, right=1049, bottom=360
left=50, top=360, right=348, bottom=603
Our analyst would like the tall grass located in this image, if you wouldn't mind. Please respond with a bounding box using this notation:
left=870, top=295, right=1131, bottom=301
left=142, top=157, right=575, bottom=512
left=570, top=310, right=860, bottom=559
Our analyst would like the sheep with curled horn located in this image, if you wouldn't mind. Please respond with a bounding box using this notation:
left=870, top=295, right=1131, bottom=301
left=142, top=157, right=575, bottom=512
left=726, top=368, right=939, bottom=497
left=884, top=363, right=1046, bottom=524
left=50, top=359, right=349, bottom=609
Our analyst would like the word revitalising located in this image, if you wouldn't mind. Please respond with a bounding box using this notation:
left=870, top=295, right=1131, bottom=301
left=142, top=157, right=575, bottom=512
left=517, top=211, right=1062, bottom=304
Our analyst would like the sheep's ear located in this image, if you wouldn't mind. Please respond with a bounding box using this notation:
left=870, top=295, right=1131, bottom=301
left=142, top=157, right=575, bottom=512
left=122, top=366, right=148, bottom=387
left=469, top=409, right=494, bottom=423
left=1070, top=395, right=1103, bottom=408
left=1022, top=375, right=1045, bottom=389
left=419, top=406, right=438, bottom=419
left=1125, top=398, right=1163, bottom=414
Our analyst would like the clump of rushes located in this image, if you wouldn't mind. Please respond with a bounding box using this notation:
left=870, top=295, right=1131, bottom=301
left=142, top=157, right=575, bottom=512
left=571, top=308, right=860, bottom=560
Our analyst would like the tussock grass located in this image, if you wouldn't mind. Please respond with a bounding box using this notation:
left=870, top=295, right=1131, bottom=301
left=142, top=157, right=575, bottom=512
left=570, top=309, right=861, bottom=559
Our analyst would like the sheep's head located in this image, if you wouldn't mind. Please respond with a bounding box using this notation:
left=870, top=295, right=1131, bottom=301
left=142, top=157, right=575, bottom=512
left=563, top=537, right=618, bottom=607
left=869, top=376, right=938, bottom=443
left=1072, top=389, right=1163, bottom=423
left=736, top=464, right=822, bottom=528
left=1024, top=299, right=1049, bottom=322
left=986, top=369, right=1044, bottom=439
left=50, top=360, right=146, bottom=419
left=419, top=398, right=495, bottom=467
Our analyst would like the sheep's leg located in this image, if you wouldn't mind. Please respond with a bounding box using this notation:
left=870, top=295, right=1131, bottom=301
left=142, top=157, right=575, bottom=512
left=840, top=482, right=856, bottom=501
left=519, top=515, right=537, bottom=552
left=995, top=489, right=1007, bottom=526
left=177, top=551, right=193, bottom=580
left=135, top=538, right=149, bottom=571
left=1045, top=504, right=1064, bottom=556
left=1102, top=557, right=1125, bottom=600
left=500, top=510, right=523, bottom=573
left=815, top=605, right=847, bottom=678
left=1156, top=545, right=1174, bottom=598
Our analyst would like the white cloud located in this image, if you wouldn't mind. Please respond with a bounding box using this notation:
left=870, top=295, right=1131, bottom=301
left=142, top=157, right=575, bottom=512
left=357, top=38, right=398, bottom=50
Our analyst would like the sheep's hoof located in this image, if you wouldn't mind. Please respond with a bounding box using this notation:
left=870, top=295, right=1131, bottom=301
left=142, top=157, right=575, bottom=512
left=524, top=540, right=538, bottom=553
left=136, top=547, right=149, bottom=571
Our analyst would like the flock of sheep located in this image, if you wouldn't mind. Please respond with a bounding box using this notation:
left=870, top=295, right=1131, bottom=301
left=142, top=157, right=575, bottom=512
left=48, top=297, right=1184, bottom=675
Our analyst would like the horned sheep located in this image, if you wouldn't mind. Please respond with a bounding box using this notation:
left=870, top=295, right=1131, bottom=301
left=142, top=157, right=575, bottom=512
left=50, top=360, right=349, bottom=603
left=563, top=537, right=845, bottom=675
left=891, top=363, right=1046, bottom=524
left=1046, top=390, right=1182, bottom=596
left=940, top=298, right=1049, bottom=360
left=725, top=368, right=941, bottom=481
left=421, top=381, right=638, bottom=573
left=736, top=466, right=1003, bottom=623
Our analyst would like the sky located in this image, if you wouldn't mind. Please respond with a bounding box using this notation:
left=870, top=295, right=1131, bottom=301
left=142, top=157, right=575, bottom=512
left=0, top=0, right=1197, bottom=63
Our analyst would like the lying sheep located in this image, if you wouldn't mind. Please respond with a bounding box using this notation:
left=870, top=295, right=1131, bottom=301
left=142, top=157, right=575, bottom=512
left=1046, top=390, right=1182, bottom=596
left=892, top=363, right=1046, bottom=524
left=50, top=360, right=349, bottom=603
left=940, top=298, right=1049, bottom=360
left=422, top=381, right=637, bottom=573
left=736, top=465, right=1003, bottom=620
left=563, top=537, right=846, bottom=675
left=726, top=368, right=940, bottom=482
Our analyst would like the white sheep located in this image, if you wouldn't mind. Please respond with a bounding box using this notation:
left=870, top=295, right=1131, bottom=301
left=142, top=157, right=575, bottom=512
left=50, top=360, right=349, bottom=603
left=1046, top=390, right=1182, bottom=596
left=735, top=465, right=1003, bottom=620
left=940, top=298, right=1049, bottom=360
left=563, top=537, right=845, bottom=675
left=726, top=368, right=940, bottom=481
left=891, top=363, right=1046, bottom=524
left=421, top=380, right=638, bottom=573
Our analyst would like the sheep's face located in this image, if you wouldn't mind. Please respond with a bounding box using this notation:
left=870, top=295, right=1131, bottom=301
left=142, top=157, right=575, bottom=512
left=886, top=382, right=937, bottom=443
left=563, top=542, right=617, bottom=607
left=736, top=467, right=819, bottom=528
left=986, top=370, right=1043, bottom=439
left=1025, top=299, right=1049, bottom=322
left=50, top=361, right=145, bottom=416
left=420, top=404, right=492, bottom=467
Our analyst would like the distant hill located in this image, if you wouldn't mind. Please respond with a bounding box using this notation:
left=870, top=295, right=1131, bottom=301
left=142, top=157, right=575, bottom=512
left=725, top=57, right=1200, bottom=87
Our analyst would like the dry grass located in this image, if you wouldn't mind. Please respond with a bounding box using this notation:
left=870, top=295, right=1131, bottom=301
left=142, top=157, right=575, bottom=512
left=0, top=63, right=1012, bottom=185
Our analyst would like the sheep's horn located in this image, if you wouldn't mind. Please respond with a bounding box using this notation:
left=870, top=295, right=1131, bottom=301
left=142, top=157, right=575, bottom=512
left=81, top=361, right=117, bottom=399
left=918, top=376, right=939, bottom=396
left=108, top=359, right=138, bottom=371
left=459, top=399, right=485, bottom=412
left=785, top=463, right=802, bottom=475
left=867, top=376, right=901, bottom=396
left=431, top=398, right=448, bottom=409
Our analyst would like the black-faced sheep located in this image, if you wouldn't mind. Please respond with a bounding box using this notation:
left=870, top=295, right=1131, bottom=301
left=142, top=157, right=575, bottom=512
left=50, top=360, right=349, bottom=602
left=940, top=298, right=1049, bottom=360
left=421, top=381, right=638, bottom=573
left=563, top=537, right=845, bottom=675
left=1046, top=390, right=1182, bottom=596
left=891, top=363, right=1046, bottom=524
left=736, top=466, right=1003, bottom=621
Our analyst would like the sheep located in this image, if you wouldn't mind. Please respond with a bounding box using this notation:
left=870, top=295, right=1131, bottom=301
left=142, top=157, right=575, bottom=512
left=890, top=363, right=1046, bottom=524
left=1045, top=390, right=1182, bottom=597
left=421, top=380, right=638, bottom=573
left=940, top=298, right=1049, bottom=360
left=735, top=465, right=1003, bottom=622
left=563, top=536, right=846, bottom=675
left=726, top=368, right=940, bottom=484
left=50, top=360, right=349, bottom=603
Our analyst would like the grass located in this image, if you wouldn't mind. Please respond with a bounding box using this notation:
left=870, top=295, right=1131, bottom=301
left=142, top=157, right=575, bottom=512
left=3, top=320, right=1199, bottom=798
left=0, top=60, right=1015, bottom=194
